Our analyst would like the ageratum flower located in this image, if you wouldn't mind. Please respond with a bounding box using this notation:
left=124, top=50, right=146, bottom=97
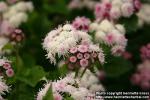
left=0, top=77, right=9, bottom=100
left=94, top=0, right=141, bottom=21
left=36, top=69, right=105, bottom=100
left=90, top=19, right=127, bottom=56
left=43, top=24, right=92, bottom=64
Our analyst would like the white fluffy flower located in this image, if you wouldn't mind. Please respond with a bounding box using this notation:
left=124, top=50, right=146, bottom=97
left=110, top=6, right=121, bottom=19
left=0, top=77, right=9, bottom=100
left=36, top=69, right=105, bottom=100
left=121, top=3, right=134, bottom=17
left=98, top=20, right=114, bottom=33
left=137, top=4, right=150, bottom=27
left=8, top=12, right=28, bottom=27
left=43, top=24, right=91, bottom=64
left=2, top=1, right=33, bottom=28
left=0, top=37, right=9, bottom=53
left=36, top=82, right=51, bottom=100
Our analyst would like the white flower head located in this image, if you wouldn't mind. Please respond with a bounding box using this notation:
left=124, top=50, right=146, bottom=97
left=43, top=24, right=92, bottom=64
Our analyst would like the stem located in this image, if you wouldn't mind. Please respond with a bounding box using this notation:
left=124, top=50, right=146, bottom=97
left=80, top=67, right=87, bottom=78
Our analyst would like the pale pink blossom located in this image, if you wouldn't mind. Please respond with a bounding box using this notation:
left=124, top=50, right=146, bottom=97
left=77, top=53, right=83, bottom=59
left=140, top=43, right=150, bottom=60
left=78, top=45, right=88, bottom=53
left=121, top=3, right=134, bottom=17
left=98, top=52, right=105, bottom=64
left=72, top=16, right=91, bottom=32
left=6, top=69, right=14, bottom=77
left=69, top=56, right=77, bottom=63
left=80, top=59, right=89, bottom=67
left=131, top=60, right=150, bottom=90
left=54, top=93, right=62, bottom=100
left=134, top=0, right=141, bottom=12
left=3, top=62, right=11, bottom=70
left=84, top=53, right=90, bottom=59
left=69, top=47, right=78, bottom=54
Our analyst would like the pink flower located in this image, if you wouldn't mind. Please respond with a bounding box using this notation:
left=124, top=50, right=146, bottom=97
left=140, top=43, right=150, bottom=60
left=105, top=33, right=115, bottom=44
left=69, top=47, right=78, bottom=54
left=72, top=16, right=91, bottom=32
left=122, top=3, right=134, bottom=17
left=6, top=69, right=14, bottom=77
left=140, top=81, right=150, bottom=90
left=78, top=45, right=88, bottom=53
left=69, top=56, right=77, bottom=63
left=77, top=53, right=83, bottom=59
left=84, top=53, right=90, bottom=59
left=110, top=7, right=121, bottom=19
left=54, top=93, right=62, bottom=100
left=3, top=62, right=11, bottom=70
left=104, top=2, right=112, bottom=11
left=80, top=59, right=89, bottom=67
left=134, top=0, right=141, bottom=12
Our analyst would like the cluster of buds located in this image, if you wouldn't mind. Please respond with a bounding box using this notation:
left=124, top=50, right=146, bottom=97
left=94, top=0, right=141, bottom=21
left=140, top=43, right=150, bottom=60
left=0, top=58, right=14, bottom=77
left=9, top=29, right=24, bottom=42
left=131, top=60, right=150, bottom=90
left=67, top=43, right=105, bottom=70
left=72, top=16, right=91, bottom=32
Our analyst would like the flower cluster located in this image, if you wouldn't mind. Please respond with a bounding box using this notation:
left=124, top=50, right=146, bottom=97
left=36, top=69, right=105, bottom=100
left=0, top=77, right=9, bottom=100
left=131, top=60, right=150, bottom=90
left=0, top=57, right=14, bottom=77
left=68, top=0, right=100, bottom=10
left=72, top=16, right=91, bottom=32
left=94, top=0, right=141, bottom=21
left=1, top=1, right=33, bottom=28
left=67, top=43, right=104, bottom=69
left=0, top=1, right=33, bottom=53
left=43, top=24, right=92, bottom=64
left=137, top=4, right=150, bottom=27
left=90, top=19, right=127, bottom=56
left=140, top=43, right=150, bottom=60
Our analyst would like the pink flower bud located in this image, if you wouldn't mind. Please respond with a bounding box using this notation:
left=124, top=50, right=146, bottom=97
left=69, top=47, right=78, bottom=54
left=80, top=59, right=89, bottom=67
left=84, top=53, right=90, bottom=59
left=77, top=53, right=83, bottom=59
left=69, top=56, right=77, bottom=63
left=3, top=62, right=11, bottom=70
left=6, top=69, right=14, bottom=77
left=78, top=45, right=88, bottom=53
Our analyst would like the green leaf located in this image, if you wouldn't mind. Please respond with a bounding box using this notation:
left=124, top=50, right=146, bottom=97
left=104, top=57, right=133, bottom=78
left=16, top=66, right=46, bottom=87
left=58, top=64, right=68, bottom=77
left=43, top=86, right=54, bottom=100
left=2, top=43, right=14, bottom=50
